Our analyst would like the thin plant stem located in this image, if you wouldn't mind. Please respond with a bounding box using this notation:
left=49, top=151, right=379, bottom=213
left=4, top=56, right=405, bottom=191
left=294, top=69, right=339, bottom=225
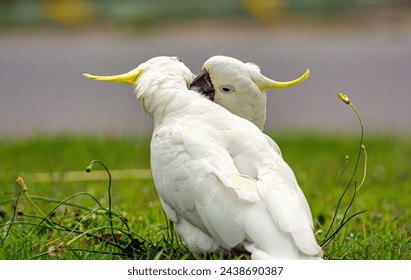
left=321, top=210, right=368, bottom=248
left=86, top=160, right=117, bottom=244
left=357, top=145, right=367, bottom=191
left=324, top=156, right=350, bottom=239
left=2, top=182, right=23, bottom=244
left=24, top=192, right=104, bottom=241
left=322, top=94, right=367, bottom=247
left=338, top=103, right=364, bottom=225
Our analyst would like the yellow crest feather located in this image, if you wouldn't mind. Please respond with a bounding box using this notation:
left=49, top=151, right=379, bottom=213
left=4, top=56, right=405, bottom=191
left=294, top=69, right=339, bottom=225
left=83, top=69, right=142, bottom=85
left=260, top=68, right=310, bottom=91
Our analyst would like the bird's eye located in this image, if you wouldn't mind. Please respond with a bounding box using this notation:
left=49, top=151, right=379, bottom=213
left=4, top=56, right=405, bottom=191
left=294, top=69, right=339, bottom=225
left=219, top=85, right=235, bottom=94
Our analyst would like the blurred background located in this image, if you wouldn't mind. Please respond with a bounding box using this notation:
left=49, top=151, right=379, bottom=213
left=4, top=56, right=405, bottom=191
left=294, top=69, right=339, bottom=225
left=1, top=0, right=411, bottom=137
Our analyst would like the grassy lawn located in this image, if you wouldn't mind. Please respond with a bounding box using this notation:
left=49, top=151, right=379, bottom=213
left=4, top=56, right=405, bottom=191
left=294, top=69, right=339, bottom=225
left=0, top=133, right=410, bottom=260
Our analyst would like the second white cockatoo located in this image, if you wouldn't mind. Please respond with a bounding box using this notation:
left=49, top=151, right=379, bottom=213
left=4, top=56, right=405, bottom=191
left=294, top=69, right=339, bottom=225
left=190, top=55, right=309, bottom=131
left=83, top=56, right=323, bottom=259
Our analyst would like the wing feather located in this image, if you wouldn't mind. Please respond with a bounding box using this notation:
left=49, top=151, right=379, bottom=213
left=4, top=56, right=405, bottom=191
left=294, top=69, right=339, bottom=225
left=219, top=119, right=321, bottom=256
left=150, top=108, right=321, bottom=257
left=150, top=123, right=259, bottom=249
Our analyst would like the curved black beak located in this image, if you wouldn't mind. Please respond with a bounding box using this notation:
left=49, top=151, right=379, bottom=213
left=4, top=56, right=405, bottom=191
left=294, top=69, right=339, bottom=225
left=189, top=71, right=215, bottom=101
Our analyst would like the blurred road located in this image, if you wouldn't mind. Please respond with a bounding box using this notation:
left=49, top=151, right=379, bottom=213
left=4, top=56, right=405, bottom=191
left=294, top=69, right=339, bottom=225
left=1, top=18, right=411, bottom=137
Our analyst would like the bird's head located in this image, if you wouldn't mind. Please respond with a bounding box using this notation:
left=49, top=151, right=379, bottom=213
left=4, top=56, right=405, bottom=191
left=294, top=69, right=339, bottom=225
left=83, top=56, right=192, bottom=95
left=190, top=56, right=310, bottom=100
left=189, top=55, right=309, bottom=130
left=83, top=56, right=194, bottom=117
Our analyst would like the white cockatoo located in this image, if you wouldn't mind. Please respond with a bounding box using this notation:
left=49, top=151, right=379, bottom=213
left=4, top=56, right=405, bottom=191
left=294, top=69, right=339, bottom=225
left=83, top=56, right=323, bottom=259
left=190, top=55, right=309, bottom=131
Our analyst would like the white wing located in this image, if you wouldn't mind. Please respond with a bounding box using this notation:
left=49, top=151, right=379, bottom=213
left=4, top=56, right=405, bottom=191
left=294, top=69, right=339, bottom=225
left=150, top=122, right=259, bottom=252
left=223, top=118, right=321, bottom=257
left=151, top=104, right=321, bottom=258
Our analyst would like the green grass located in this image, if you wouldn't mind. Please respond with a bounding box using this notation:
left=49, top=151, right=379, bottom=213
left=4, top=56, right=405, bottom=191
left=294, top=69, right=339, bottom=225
left=0, top=133, right=410, bottom=260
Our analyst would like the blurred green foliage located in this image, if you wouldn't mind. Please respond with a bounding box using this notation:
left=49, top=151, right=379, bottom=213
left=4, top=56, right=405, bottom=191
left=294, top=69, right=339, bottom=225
left=0, top=0, right=409, bottom=28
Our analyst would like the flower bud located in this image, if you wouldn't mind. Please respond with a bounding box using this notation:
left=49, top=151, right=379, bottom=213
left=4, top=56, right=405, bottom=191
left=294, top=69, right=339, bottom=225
left=338, top=93, right=350, bottom=104
left=16, top=176, right=28, bottom=192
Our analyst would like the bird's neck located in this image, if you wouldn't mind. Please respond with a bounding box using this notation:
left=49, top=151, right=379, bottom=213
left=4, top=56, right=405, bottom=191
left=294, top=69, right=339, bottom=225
left=217, top=92, right=267, bottom=131
left=135, top=76, right=191, bottom=125
left=252, top=102, right=267, bottom=131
